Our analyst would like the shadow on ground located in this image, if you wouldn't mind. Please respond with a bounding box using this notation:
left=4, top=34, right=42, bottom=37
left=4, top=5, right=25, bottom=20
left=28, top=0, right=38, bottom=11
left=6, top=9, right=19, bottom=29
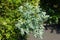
left=44, top=23, right=60, bottom=34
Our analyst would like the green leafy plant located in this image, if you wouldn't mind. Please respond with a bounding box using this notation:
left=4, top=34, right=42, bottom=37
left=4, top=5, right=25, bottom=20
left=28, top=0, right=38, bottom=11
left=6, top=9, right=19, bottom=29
left=15, top=2, right=49, bottom=39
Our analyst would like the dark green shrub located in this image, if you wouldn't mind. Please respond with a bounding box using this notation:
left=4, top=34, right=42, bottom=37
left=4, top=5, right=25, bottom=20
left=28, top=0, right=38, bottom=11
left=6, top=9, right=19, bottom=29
left=40, top=0, right=60, bottom=24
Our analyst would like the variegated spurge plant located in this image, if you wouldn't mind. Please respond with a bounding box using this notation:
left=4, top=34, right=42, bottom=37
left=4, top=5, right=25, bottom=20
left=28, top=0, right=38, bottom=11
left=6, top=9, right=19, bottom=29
left=15, top=2, right=49, bottom=39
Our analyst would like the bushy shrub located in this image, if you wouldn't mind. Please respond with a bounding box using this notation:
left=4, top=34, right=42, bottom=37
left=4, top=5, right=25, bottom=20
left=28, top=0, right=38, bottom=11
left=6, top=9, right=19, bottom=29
left=0, top=0, right=49, bottom=40
left=15, top=2, right=49, bottom=39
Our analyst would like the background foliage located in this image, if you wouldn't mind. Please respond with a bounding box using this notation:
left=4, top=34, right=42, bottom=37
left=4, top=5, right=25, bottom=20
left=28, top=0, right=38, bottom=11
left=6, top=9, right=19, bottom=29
left=0, top=0, right=24, bottom=40
left=40, top=0, right=60, bottom=24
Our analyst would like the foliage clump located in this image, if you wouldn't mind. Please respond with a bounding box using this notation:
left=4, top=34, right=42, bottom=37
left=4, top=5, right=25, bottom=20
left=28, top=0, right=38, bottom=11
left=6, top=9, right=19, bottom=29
left=15, top=2, right=49, bottom=39
left=0, top=0, right=49, bottom=40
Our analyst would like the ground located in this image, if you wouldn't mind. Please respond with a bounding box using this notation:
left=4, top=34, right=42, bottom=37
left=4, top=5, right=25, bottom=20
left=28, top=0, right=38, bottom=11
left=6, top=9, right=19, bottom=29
left=27, top=29, right=60, bottom=40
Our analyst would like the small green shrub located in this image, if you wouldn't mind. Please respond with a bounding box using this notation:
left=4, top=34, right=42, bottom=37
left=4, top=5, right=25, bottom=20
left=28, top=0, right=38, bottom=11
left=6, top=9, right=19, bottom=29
left=15, top=2, right=49, bottom=39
